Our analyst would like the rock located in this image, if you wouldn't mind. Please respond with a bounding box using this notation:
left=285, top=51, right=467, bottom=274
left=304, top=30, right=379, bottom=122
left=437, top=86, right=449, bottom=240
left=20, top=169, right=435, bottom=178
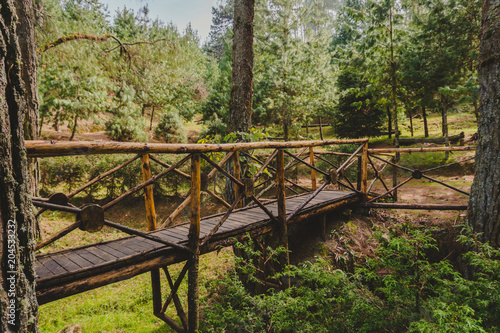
left=57, top=324, right=83, bottom=333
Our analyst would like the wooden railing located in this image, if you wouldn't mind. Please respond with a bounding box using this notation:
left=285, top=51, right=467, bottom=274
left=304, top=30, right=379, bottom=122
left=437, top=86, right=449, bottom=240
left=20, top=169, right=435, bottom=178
left=28, top=139, right=368, bottom=252
left=28, top=138, right=369, bottom=332
left=363, top=146, right=476, bottom=210
left=28, top=140, right=476, bottom=332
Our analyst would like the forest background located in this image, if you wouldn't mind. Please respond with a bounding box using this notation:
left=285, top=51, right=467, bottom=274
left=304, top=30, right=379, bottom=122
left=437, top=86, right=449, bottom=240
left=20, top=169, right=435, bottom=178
left=37, top=0, right=480, bottom=144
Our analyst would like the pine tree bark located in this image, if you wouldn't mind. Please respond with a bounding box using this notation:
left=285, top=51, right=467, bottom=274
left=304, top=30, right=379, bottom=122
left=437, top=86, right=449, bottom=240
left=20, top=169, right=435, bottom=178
left=422, top=105, right=429, bottom=138
left=0, top=0, right=39, bottom=331
left=468, top=0, right=500, bottom=247
left=15, top=0, right=40, bottom=237
left=228, top=0, right=254, bottom=135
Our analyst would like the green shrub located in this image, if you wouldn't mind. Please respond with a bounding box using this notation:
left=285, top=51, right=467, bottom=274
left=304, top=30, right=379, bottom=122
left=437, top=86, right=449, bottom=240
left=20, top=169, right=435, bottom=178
left=201, top=226, right=500, bottom=333
left=105, top=105, right=147, bottom=142
left=154, top=106, right=187, bottom=143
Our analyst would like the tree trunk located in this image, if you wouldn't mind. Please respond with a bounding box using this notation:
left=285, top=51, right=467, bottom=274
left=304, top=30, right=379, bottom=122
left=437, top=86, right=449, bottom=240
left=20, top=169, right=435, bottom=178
left=422, top=105, right=429, bottom=137
left=69, top=114, right=78, bottom=141
left=228, top=0, right=254, bottom=135
left=390, top=8, right=399, bottom=201
left=441, top=95, right=450, bottom=160
left=387, top=105, right=392, bottom=139
left=225, top=0, right=254, bottom=201
left=409, top=107, right=414, bottom=137
left=468, top=0, right=500, bottom=247
left=0, top=0, right=39, bottom=331
left=149, top=105, right=155, bottom=131
left=16, top=0, right=40, bottom=237
left=319, top=117, right=324, bottom=140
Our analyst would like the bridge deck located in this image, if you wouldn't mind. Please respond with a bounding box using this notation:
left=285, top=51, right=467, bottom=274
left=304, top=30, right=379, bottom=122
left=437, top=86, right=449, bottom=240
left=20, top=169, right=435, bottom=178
left=35, top=190, right=359, bottom=304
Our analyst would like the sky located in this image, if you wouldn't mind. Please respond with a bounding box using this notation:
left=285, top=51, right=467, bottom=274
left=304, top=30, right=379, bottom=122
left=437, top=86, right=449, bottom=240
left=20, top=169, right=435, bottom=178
left=100, top=0, right=219, bottom=43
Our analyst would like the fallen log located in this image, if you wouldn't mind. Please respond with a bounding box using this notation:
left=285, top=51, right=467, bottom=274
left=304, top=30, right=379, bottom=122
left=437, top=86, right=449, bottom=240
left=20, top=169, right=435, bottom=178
left=398, top=132, right=464, bottom=146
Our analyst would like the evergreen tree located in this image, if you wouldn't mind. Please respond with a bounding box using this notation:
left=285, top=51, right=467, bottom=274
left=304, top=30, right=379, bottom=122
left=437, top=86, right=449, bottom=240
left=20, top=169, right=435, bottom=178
left=254, top=0, right=335, bottom=140
left=331, top=70, right=384, bottom=138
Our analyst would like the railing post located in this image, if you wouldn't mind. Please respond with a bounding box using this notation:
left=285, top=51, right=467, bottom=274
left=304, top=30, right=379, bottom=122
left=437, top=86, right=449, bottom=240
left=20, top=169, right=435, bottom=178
left=233, top=150, right=242, bottom=208
left=141, top=153, right=157, bottom=231
left=188, top=153, right=201, bottom=333
left=357, top=156, right=362, bottom=191
left=309, top=147, right=317, bottom=190
left=361, top=142, right=369, bottom=202
left=276, top=149, right=290, bottom=286
left=141, top=154, right=163, bottom=320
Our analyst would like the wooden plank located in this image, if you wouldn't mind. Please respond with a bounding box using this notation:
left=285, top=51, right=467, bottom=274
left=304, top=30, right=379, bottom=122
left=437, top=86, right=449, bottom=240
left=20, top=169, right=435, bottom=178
left=51, top=254, right=81, bottom=272
left=62, top=252, right=94, bottom=269
left=38, top=257, right=68, bottom=275
left=35, top=262, right=54, bottom=279
left=162, top=226, right=188, bottom=240
left=86, top=247, right=118, bottom=262
left=95, top=244, right=129, bottom=259
left=178, top=222, right=214, bottom=236
left=155, top=229, right=186, bottom=243
left=105, top=241, right=138, bottom=256
left=77, top=249, right=107, bottom=266
left=201, top=219, right=233, bottom=232
left=233, top=209, right=270, bottom=221
left=118, top=238, right=153, bottom=253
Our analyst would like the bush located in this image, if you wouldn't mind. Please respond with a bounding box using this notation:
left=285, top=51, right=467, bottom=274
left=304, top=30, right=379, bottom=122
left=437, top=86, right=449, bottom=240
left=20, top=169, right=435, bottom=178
left=328, top=70, right=385, bottom=138
left=154, top=106, right=187, bottom=143
left=105, top=105, right=146, bottom=142
left=201, top=226, right=500, bottom=332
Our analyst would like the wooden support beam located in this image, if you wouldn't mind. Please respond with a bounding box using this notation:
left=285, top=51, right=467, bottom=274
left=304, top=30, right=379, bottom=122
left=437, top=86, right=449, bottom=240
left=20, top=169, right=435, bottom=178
left=233, top=151, right=242, bottom=209
left=276, top=149, right=290, bottom=286
left=309, top=147, right=317, bottom=191
left=188, top=153, right=201, bottom=333
left=103, top=154, right=191, bottom=211
left=141, top=154, right=157, bottom=231
left=163, top=267, right=189, bottom=331
left=34, top=221, right=81, bottom=251
left=368, top=146, right=476, bottom=154
left=361, top=203, right=468, bottom=210
left=151, top=268, right=162, bottom=314
left=67, top=154, right=140, bottom=198
left=160, top=153, right=237, bottom=228
left=361, top=143, right=368, bottom=202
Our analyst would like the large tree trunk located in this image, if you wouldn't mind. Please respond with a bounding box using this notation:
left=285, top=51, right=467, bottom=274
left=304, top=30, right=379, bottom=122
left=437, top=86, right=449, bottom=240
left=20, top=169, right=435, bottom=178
left=468, top=0, right=500, bottom=247
left=0, top=0, right=39, bottom=331
left=228, top=0, right=254, bottom=135
left=16, top=0, right=40, bottom=238
left=226, top=0, right=254, bottom=202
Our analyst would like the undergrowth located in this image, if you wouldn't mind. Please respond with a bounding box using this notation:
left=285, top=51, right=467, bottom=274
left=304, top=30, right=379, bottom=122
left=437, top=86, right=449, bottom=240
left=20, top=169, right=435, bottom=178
left=201, top=226, right=500, bottom=333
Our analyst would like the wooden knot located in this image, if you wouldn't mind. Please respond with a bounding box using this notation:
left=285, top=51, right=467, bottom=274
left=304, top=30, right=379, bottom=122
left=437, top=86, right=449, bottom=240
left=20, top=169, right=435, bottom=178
left=242, top=178, right=254, bottom=198
left=78, top=204, right=104, bottom=233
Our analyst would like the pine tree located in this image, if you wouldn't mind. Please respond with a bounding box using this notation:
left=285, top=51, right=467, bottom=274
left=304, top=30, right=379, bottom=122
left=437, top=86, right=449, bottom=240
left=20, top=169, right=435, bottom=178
left=0, top=0, right=39, bottom=331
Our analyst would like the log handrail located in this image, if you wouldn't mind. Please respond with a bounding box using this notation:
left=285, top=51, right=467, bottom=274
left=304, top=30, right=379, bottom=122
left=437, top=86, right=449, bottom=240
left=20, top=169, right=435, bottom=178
left=26, top=139, right=369, bottom=157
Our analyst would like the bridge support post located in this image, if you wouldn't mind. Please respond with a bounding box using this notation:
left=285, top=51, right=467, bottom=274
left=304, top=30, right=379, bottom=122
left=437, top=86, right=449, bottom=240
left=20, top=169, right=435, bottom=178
left=309, top=147, right=317, bottom=190
left=142, top=154, right=162, bottom=326
left=276, top=149, right=290, bottom=286
left=188, top=153, right=201, bottom=333
left=141, top=153, right=157, bottom=230
left=361, top=143, right=369, bottom=202
left=233, top=151, right=242, bottom=208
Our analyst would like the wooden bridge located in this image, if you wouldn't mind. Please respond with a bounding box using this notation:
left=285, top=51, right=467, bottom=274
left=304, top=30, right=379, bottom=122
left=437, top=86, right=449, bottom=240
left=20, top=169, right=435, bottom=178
left=27, top=139, right=475, bottom=332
